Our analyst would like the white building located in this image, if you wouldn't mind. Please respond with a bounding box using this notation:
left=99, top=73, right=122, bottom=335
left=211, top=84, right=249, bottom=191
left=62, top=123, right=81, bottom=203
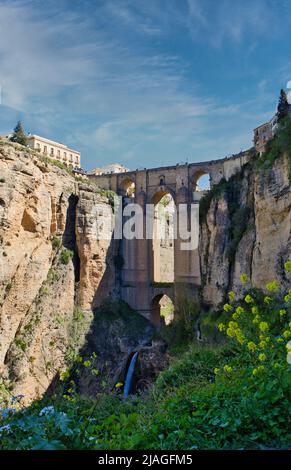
left=27, top=134, right=81, bottom=168
left=88, top=163, right=129, bottom=175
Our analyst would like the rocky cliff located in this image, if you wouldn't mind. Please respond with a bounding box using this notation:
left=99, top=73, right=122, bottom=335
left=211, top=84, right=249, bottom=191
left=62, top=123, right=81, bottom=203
left=0, top=140, right=117, bottom=401
left=200, top=153, right=291, bottom=307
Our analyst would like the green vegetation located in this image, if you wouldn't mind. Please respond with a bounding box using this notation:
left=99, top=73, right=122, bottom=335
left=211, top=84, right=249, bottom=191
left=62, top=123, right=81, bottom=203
left=1, top=272, right=290, bottom=450
left=51, top=236, right=62, bottom=250
left=9, top=121, right=27, bottom=146
left=59, top=248, right=74, bottom=265
left=255, top=116, right=291, bottom=174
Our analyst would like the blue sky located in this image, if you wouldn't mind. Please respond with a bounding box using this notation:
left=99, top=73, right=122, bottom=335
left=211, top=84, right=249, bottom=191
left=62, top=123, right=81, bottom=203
left=0, top=0, right=291, bottom=170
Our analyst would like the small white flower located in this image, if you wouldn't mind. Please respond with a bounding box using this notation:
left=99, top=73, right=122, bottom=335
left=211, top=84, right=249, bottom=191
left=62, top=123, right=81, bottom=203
left=39, top=405, right=55, bottom=416
left=0, top=424, right=12, bottom=435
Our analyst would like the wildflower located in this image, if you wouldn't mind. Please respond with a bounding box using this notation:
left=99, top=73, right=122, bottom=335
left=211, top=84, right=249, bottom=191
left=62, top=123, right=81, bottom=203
left=277, top=338, right=284, bottom=343
left=236, top=332, right=246, bottom=344
left=284, top=261, right=291, bottom=272
left=83, top=360, right=91, bottom=367
left=252, top=315, right=261, bottom=324
left=214, top=368, right=220, bottom=375
left=252, top=368, right=258, bottom=376
left=115, top=382, right=123, bottom=389
left=245, top=294, right=254, bottom=304
left=247, top=341, right=257, bottom=352
left=226, top=328, right=235, bottom=338
left=264, top=296, right=273, bottom=304
left=0, top=425, right=12, bottom=435
left=284, top=294, right=291, bottom=303
left=283, top=330, right=291, bottom=339
left=223, top=365, right=232, bottom=373
left=232, top=312, right=239, bottom=320
left=218, top=323, right=225, bottom=332
left=258, top=353, right=266, bottom=362
left=259, top=340, right=267, bottom=349
left=223, top=303, right=233, bottom=312
left=240, top=274, right=249, bottom=284
left=279, top=309, right=287, bottom=317
left=228, top=291, right=236, bottom=302
left=229, top=321, right=238, bottom=329
left=39, top=405, right=54, bottom=417
left=266, top=280, right=280, bottom=292
left=235, top=306, right=245, bottom=315
left=251, top=306, right=258, bottom=315
left=259, top=322, right=269, bottom=333
left=273, top=363, right=281, bottom=369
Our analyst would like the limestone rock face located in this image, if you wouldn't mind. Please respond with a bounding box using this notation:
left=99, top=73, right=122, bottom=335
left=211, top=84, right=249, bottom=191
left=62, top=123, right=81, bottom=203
left=0, top=141, right=114, bottom=402
left=200, top=154, right=291, bottom=307
left=76, top=187, right=117, bottom=310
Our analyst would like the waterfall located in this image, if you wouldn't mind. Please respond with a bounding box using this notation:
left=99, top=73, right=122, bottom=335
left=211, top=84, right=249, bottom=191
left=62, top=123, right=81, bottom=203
left=123, top=351, right=139, bottom=398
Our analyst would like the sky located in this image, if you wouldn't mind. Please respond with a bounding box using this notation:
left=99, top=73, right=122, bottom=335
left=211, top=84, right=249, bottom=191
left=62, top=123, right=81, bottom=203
left=0, top=0, right=291, bottom=171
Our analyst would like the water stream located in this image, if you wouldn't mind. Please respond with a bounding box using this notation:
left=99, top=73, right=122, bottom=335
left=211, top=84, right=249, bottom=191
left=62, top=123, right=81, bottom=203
left=123, top=351, right=139, bottom=398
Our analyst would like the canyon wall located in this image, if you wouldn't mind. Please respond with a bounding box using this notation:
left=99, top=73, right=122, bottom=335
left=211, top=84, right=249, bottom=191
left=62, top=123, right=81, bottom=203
left=0, top=141, right=116, bottom=401
left=200, top=153, right=291, bottom=307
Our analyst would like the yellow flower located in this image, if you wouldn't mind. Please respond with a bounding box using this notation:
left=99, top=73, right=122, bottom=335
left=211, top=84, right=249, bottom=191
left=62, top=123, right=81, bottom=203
left=247, top=341, right=257, bottom=352
left=259, top=340, right=267, bottom=349
left=252, top=315, right=260, bottom=325
left=252, top=368, right=258, bottom=376
left=226, top=328, right=235, bottom=338
left=240, top=274, right=249, bottom=284
left=236, top=333, right=246, bottom=345
left=279, top=309, right=287, bottom=317
left=277, top=337, right=284, bottom=343
left=228, top=291, right=236, bottom=302
left=245, top=294, right=254, bottom=304
left=264, top=296, right=273, bottom=304
left=223, top=365, right=232, bottom=373
left=259, top=322, right=269, bottom=333
left=284, top=294, right=291, bottom=303
left=115, top=382, right=123, bottom=389
left=283, top=330, right=291, bottom=339
left=214, top=368, right=220, bottom=375
left=266, top=280, right=280, bottom=292
left=232, top=312, right=239, bottom=320
left=218, top=323, right=225, bottom=332
left=258, top=353, right=266, bottom=362
left=229, top=321, right=238, bottom=329
left=284, top=261, right=291, bottom=272
left=223, top=303, right=233, bottom=312
left=251, top=306, right=258, bottom=315
left=235, top=306, right=245, bottom=315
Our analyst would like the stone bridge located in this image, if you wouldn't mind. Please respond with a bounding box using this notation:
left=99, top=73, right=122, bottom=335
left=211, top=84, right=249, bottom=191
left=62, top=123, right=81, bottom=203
left=88, top=150, right=252, bottom=325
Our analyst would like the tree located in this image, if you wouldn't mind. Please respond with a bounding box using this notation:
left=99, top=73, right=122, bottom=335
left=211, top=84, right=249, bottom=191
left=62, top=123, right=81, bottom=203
left=10, top=121, right=27, bottom=146
left=277, top=89, right=289, bottom=122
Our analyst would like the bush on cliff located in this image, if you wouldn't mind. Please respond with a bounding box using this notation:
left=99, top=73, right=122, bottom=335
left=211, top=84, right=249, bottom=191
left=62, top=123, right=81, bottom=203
left=0, top=269, right=290, bottom=450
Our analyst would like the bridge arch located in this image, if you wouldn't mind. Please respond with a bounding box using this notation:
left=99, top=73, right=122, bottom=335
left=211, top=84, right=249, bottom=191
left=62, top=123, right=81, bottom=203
left=150, top=293, right=174, bottom=327
left=120, top=176, right=136, bottom=197
left=151, top=189, right=175, bottom=283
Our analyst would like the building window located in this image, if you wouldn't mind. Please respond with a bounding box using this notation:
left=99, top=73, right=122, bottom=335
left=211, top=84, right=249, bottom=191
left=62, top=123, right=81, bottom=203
left=37, top=143, right=40, bottom=150
left=50, top=148, right=54, bottom=156
left=70, top=154, right=73, bottom=162
left=64, top=152, right=67, bottom=159
left=57, top=150, right=60, bottom=158
left=44, top=146, right=47, bottom=154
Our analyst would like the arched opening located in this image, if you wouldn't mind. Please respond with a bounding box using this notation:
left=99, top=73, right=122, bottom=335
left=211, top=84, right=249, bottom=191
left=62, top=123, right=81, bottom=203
left=121, top=178, right=135, bottom=197
left=151, top=294, right=174, bottom=327
left=152, top=191, right=175, bottom=283
left=192, top=171, right=210, bottom=202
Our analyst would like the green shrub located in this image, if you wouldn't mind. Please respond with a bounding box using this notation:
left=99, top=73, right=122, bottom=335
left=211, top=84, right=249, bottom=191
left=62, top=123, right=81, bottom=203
left=59, top=249, right=74, bottom=265
left=52, top=236, right=61, bottom=250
